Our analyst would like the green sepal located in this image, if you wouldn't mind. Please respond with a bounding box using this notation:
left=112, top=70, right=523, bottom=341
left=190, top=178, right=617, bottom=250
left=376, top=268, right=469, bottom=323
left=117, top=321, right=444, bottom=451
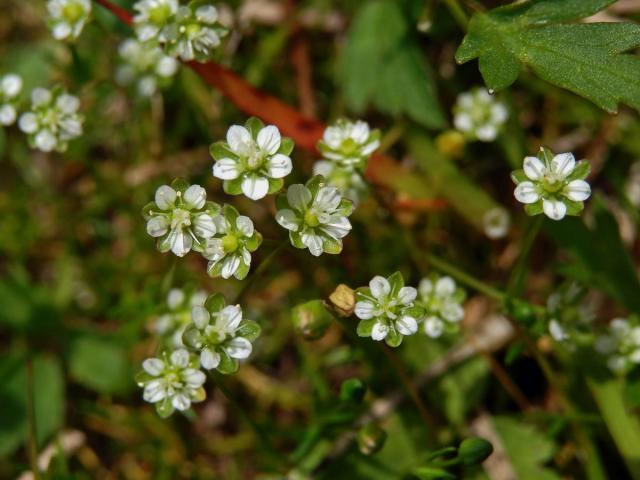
left=306, top=175, right=325, bottom=197
left=357, top=318, right=376, bottom=337
left=182, top=325, right=202, bottom=349
left=222, top=204, right=239, bottom=224
left=275, top=193, right=289, bottom=211
left=510, top=169, right=527, bottom=184
left=135, top=370, right=154, bottom=385
left=217, top=350, right=239, bottom=374
left=204, top=201, right=222, bottom=216
left=237, top=320, right=262, bottom=341
left=387, top=271, right=405, bottom=296
left=538, top=146, right=554, bottom=163
left=142, top=201, right=158, bottom=220
left=223, top=177, right=243, bottom=195
left=337, top=198, right=355, bottom=217
left=524, top=201, right=543, bottom=216
left=567, top=160, right=591, bottom=181
left=278, top=137, right=295, bottom=156
left=267, top=177, right=284, bottom=194
left=289, top=231, right=305, bottom=249
left=191, top=387, right=207, bottom=403
left=564, top=199, right=584, bottom=216
left=210, top=141, right=237, bottom=161
left=356, top=287, right=373, bottom=302
left=385, top=328, right=403, bottom=347
left=204, top=293, right=226, bottom=314
left=207, top=259, right=223, bottom=278
left=171, top=178, right=190, bottom=194
left=322, top=237, right=343, bottom=255
left=157, top=233, right=173, bottom=253
left=245, top=232, right=262, bottom=251
left=245, top=117, right=265, bottom=138
left=402, top=305, right=425, bottom=318
left=234, top=260, right=250, bottom=280
left=156, top=398, right=175, bottom=418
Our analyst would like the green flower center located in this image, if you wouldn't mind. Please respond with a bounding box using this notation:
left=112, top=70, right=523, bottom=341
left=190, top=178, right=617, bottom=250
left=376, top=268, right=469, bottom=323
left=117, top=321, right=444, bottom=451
left=222, top=234, right=239, bottom=253
left=63, top=2, right=85, bottom=22
left=171, top=208, right=191, bottom=229
left=304, top=210, right=320, bottom=227
left=341, top=138, right=359, bottom=154
left=542, top=175, right=565, bottom=193
left=246, top=150, right=265, bottom=170
left=149, top=5, right=172, bottom=24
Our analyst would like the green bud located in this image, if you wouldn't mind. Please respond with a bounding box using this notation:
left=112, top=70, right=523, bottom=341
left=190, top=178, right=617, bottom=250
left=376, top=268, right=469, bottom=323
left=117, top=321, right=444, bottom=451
left=457, top=437, right=493, bottom=466
left=339, top=378, right=366, bottom=404
left=357, top=423, right=387, bottom=455
left=413, top=466, right=457, bottom=480
left=291, top=300, right=334, bottom=340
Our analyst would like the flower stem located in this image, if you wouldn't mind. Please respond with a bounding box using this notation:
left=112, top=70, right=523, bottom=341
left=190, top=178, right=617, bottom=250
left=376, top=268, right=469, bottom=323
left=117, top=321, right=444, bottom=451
left=27, top=360, right=41, bottom=480
left=233, top=240, right=287, bottom=304
left=506, top=215, right=544, bottom=298
left=443, top=0, right=469, bottom=30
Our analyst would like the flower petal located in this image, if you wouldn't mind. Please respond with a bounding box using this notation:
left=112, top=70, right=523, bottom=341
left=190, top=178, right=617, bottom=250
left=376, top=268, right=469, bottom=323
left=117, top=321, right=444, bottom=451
left=397, top=286, right=417, bottom=304
left=371, top=321, right=389, bottom=341
left=213, top=158, right=241, bottom=180
left=276, top=209, right=300, bottom=231
left=183, top=368, right=206, bottom=388
left=396, top=315, right=418, bottom=336
left=265, top=153, right=292, bottom=178
left=172, top=393, right=191, bottom=411
left=226, top=337, right=252, bottom=359
left=170, top=349, right=190, bottom=368
left=523, top=156, right=546, bottom=181
left=142, top=358, right=164, bottom=376
left=200, top=348, right=220, bottom=370
left=301, top=232, right=323, bottom=256
left=236, top=215, right=254, bottom=237
left=192, top=306, right=210, bottom=329
left=564, top=179, right=591, bottom=202
left=219, top=305, right=243, bottom=332
left=220, top=255, right=241, bottom=278
left=226, top=125, right=252, bottom=155
left=542, top=198, right=567, bottom=221
left=241, top=175, right=269, bottom=200
left=169, top=229, right=193, bottom=257
left=355, top=301, right=376, bottom=320
left=183, top=184, right=206, bottom=209
left=147, top=216, right=169, bottom=237
left=155, top=185, right=177, bottom=210
left=193, top=214, right=217, bottom=238
left=314, top=186, right=341, bottom=211
left=551, top=153, right=575, bottom=179
left=435, top=277, right=455, bottom=297
left=369, top=276, right=391, bottom=299
left=286, top=184, right=312, bottom=211
left=423, top=316, right=444, bottom=338
left=514, top=181, right=540, bottom=204
left=256, top=125, right=281, bottom=154
left=476, top=124, right=497, bottom=142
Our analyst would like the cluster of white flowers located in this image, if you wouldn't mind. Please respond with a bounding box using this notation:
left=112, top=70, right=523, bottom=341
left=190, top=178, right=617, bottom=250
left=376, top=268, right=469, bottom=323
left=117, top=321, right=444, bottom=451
left=417, top=275, right=466, bottom=338
left=453, top=88, right=508, bottom=142
left=133, top=0, right=228, bottom=62
left=0, top=74, right=22, bottom=127
left=276, top=176, right=354, bottom=257
left=116, top=38, right=179, bottom=97
left=594, top=318, right=640, bottom=373
left=545, top=283, right=594, bottom=345
left=154, top=288, right=207, bottom=347
left=512, top=147, right=591, bottom=221
left=47, top=0, right=92, bottom=41
left=18, top=87, right=84, bottom=152
left=313, top=119, right=380, bottom=204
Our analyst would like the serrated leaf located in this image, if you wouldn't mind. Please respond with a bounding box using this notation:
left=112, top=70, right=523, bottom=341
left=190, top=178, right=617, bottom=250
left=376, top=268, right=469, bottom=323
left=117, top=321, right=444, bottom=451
left=456, top=0, right=640, bottom=113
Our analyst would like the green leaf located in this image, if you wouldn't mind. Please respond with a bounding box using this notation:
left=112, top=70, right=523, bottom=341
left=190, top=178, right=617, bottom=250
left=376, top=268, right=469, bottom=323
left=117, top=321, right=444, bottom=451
left=69, top=335, right=130, bottom=395
left=340, top=0, right=444, bottom=128
left=455, top=0, right=640, bottom=113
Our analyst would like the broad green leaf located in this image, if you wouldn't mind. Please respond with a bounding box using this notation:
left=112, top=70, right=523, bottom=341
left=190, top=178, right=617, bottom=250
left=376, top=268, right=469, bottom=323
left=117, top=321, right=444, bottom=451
left=340, top=0, right=444, bottom=128
left=69, top=335, right=130, bottom=395
left=455, top=0, right=640, bottom=113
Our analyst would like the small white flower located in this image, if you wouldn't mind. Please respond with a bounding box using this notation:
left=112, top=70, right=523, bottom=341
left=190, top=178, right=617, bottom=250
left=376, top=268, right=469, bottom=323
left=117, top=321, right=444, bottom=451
left=355, top=272, right=422, bottom=347
left=202, top=204, right=262, bottom=280
left=116, top=38, right=179, bottom=97
left=317, top=119, right=380, bottom=169
left=313, top=160, right=368, bottom=205
left=47, top=0, right=92, bottom=40
left=211, top=118, right=294, bottom=200
left=182, top=294, right=261, bottom=374
left=133, top=0, right=179, bottom=42
left=135, top=348, right=206, bottom=418
left=154, top=288, right=208, bottom=347
left=512, top=148, right=591, bottom=221
left=595, top=317, right=640, bottom=374
left=163, top=4, right=228, bottom=62
left=453, top=88, right=508, bottom=142
left=143, top=179, right=220, bottom=257
left=276, top=176, right=354, bottom=257
left=18, top=86, right=84, bottom=152
left=417, top=275, right=466, bottom=338
left=0, top=73, right=22, bottom=127
left=482, top=207, right=510, bottom=240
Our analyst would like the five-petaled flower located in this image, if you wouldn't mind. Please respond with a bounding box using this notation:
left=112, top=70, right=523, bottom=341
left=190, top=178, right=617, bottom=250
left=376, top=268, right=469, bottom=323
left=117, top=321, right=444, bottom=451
left=211, top=117, right=294, bottom=200
left=0, top=74, right=22, bottom=127
left=317, top=119, right=380, bottom=169
left=354, top=272, right=423, bottom=347
left=164, top=3, right=228, bottom=61
left=512, top=147, right=591, bottom=221
left=116, top=38, right=179, bottom=97
left=47, top=0, right=92, bottom=41
left=202, top=204, right=262, bottom=280
left=133, top=0, right=178, bottom=42
left=417, top=275, right=466, bottom=338
left=143, top=179, right=221, bottom=257
left=453, top=88, right=508, bottom=142
left=182, top=294, right=261, bottom=373
left=275, top=175, right=353, bottom=257
left=18, top=86, right=84, bottom=152
left=136, top=348, right=206, bottom=418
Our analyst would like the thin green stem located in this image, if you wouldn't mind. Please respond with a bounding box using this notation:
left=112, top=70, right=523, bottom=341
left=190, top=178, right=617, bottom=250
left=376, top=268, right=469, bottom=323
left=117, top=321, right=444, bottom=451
left=27, top=360, right=41, bottom=480
left=443, top=0, right=469, bottom=30
left=233, top=241, right=287, bottom=304
left=507, top=215, right=544, bottom=297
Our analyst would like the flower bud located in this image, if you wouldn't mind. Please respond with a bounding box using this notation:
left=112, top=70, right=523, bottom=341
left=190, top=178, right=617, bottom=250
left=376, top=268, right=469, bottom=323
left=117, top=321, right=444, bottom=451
left=357, top=423, right=387, bottom=455
left=339, top=378, right=366, bottom=404
left=457, top=437, right=493, bottom=466
left=292, top=300, right=334, bottom=340
left=435, top=130, right=466, bottom=159
left=327, top=284, right=356, bottom=317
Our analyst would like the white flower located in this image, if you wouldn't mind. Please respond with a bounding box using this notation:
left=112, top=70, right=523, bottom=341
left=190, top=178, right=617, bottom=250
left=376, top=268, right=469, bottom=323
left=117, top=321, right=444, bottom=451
left=317, top=119, right=380, bottom=169
left=548, top=319, right=569, bottom=342
left=18, top=87, right=84, bottom=152
left=154, top=288, right=207, bottom=347
left=354, top=272, right=422, bottom=347
left=163, top=4, right=228, bottom=62
left=202, top=205, right=263, bottom=280
left=417, top=275, right=466, bottom=338
left=453, top=88, right=508, bottom=142
left=116, top=38, right=179, bottom=97
left=47, top=0, right=91, bottom=40
left=595, top=317, right=640, bottom=374
left=0, top=74, right=22, bottom=126
left=211, top=118, right=294, bottom=200
left=182, top=294, right=261, bottom=374
left=276, top=176, right=354, bottom=257
left=133, top=0, right=178, bottom=42
left=135, top=348, right=206, bottom=418
left=482, top=207, right=510, bottom=240
left=143, top=179, right=220, bottom=257
left=313, top=160, right=368, bottom=205
left=512, top=148, right=591, bottom=221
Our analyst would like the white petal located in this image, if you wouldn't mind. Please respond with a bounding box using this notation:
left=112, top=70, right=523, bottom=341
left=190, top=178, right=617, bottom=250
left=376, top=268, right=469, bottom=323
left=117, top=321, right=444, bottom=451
left=170, top=229, right=193, bottom=257
left=183, top=368, right=206, bottom=387
left=167, top=288, right=185, bottom=310
left=226, top=125, right=252, bottom=155
left=192, top=305, right=210, bottom=329
left=354, top=301, right=376, bottom=320
left=213, top=158, right=241, bottom=180
left=312, top=160, right=332, bottom=177
left=523, top=156, right=546, bottom=181
left=314, top=186, right=341, bottom=212
left=155, top=185, right=177, bottom=210
left=236, top=216, right=254, bottom=237
left=435, top=277, right=455, bottom=296
left=18, top=113, right=38, bottom=133
left=35, top=130, right=57, bottom=152
left=200, top=348, right=220, bottom=370
left=275, top=209, right=300, bottom=231
left=286, top=184, right=312, bottom=211
left=441, top=302, right=464, bottom=323
left=514, top=181, right=540, bottom=204
left=147, top=216, right=169, bottom=237
left=170, top=349, right=190, bottom=367
left=0, top=104, right=16, bottom=125
left=256, top=125, right=281, bottom=154
left=491, top=103, right=508, bottom=123
left=219, top=305, right=243, bottom=332
left=172, top=393, right=191, bottom=411
left=397, top=287, right=417, bottom=305
left=476, top=124, right=497, bottom=142
left=225, top=337, right=252, bottom=359
left=371, top=321, right=389, bottom=341
left=195, top=4, right=218, bottom=23
left=143, top=380, right=166, bottom=402
left=454, top=113, right=472, bottom=132
left=56, top=94, right=80, bottom=114
left=266, top=153, right=292, bottom=178
left=396, top=315, right=418, bottom=336
left=193, top=214, right=216, bottom=238
left=203, top=237, right=224, bottom=260
left=542, top=198, right=567, bottom=221
left=564, top=179, right=591, bottom=202
left=53, top=22, right=72, bottom=39
left=424, top=316, right=444, bottom=338
left=549, top=320, right=568, bottom=342
left=551, top=153, right=575, bottom=179
left=351, top=121, right=370, bottom=143
left=142, top=358, right=164, bottom=376
left=302, top=232, right=323, bottom=256
left=1, top=74, right=22, bottom=98
left=418, top=278, right=433, bottom=296
left=241, top=176, right=269, bottom=200
left=220, top=255, right=241, bottom=278
left=183, top=184, right=206, bottom=209
left=32, top=88, right=52, bottom=106
left=369, top=276, right=391, bottom=300
left=321, top=216, right=351, bottom=240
